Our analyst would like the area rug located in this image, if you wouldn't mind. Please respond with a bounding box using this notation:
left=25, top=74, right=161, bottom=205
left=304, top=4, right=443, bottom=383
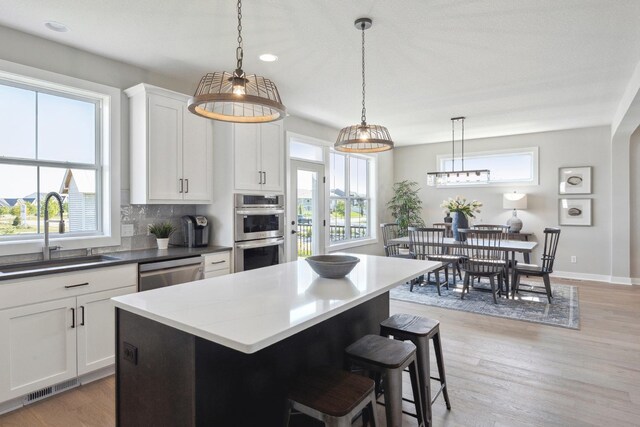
left=390, top=279, right=580, bottom=330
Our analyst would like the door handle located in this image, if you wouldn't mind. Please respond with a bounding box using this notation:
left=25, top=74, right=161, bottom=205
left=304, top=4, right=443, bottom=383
left=263, top=171, right=267, bottom=185
left=71, top=307, right=75, bottom=329
left=179, top=178, right=184, bottom=193
left=291, top=230, right=297, bottom=234
left=258, top=171, right=263, bottom=184
left=185, top=179, right=189, bottom=193
left=80, top=306, right=85, bottom=326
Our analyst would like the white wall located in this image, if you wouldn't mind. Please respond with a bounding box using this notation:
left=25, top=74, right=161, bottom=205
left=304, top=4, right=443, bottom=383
left=393, top=126, right=613, bottom=278
left=631, top=128, right=640, bottom=280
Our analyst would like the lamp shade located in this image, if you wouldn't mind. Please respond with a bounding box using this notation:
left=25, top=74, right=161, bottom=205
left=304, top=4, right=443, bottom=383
left=503, top=192, right=528, bottom=210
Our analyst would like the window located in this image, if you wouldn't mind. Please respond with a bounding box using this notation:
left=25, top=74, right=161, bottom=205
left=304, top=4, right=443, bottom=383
left=437, top=147, right=539, bottom=186
left=0, top=61, right=120, bottom=254
left=329, top=151, right=371, bottom=244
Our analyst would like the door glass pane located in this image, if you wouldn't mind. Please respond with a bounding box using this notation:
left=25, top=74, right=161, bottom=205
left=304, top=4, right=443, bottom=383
left=329, top=199, right=347, bottom=243
left=46, top=167, right=96, bottom=233
left=38, top=93, right=96, bottom=164
left=330, top=152, right=345, bottom=197
left=0, top=84, right=36, bottom=159
left=350, top=199, right=369, bottom=239
left=296, top=170, right=317, bottom=258
left=0, top=164, right=38, bottom=235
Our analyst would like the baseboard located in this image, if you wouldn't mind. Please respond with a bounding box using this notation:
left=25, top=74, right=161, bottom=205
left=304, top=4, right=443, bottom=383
left=0, top=396, right=23, bottom=415
left=552, top=271, right=635, bottom=285
left=78, top=365, right=114, bottom=385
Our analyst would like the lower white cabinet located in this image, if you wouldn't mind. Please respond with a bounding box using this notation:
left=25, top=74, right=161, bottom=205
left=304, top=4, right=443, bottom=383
left=0, top=265, right=137, bottom=404
left=202, top=251, right=232, bottom=278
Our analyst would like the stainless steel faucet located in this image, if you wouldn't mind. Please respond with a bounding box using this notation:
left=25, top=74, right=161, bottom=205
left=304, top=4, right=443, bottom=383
left=43, top=192, right=65, bottom=261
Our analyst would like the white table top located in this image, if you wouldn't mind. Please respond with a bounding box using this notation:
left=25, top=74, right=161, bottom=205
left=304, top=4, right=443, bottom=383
left=112, top=254, right=441, bottom=354
left=390, top=236, right=537, bottom=253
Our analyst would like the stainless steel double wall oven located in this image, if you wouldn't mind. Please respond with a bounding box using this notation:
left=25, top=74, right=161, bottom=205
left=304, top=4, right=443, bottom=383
left=234, top=194, right=285, bottom=272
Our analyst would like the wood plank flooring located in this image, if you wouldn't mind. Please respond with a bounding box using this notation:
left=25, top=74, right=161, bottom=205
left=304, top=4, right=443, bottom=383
left=0, top=277, right=638, bottom=426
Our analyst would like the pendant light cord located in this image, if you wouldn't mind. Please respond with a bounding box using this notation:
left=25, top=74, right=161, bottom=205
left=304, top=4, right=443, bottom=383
left=451, top=118, right=455, bottom=172
left=360, top=24, right=367, bottom=125
left=236, top=0, right=243, bottom=72
left=461, top=117, right=465, bottom=171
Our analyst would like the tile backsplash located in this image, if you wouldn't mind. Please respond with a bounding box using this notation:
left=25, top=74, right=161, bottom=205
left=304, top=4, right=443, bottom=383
left=0, top=204, right=197, bottom=265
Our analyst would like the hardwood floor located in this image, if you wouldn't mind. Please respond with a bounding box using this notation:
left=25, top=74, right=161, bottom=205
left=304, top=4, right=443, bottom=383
left=1, top=277, right=638, bottom=426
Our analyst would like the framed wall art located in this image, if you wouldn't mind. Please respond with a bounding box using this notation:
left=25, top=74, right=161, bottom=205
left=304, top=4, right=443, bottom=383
left=559, top=166, right=592, bottom=194
left=559, top=198, right=592, bottom=226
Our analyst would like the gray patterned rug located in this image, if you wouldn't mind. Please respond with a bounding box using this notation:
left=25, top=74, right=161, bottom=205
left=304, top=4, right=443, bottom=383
left=390, top=279, right=580, bottom=330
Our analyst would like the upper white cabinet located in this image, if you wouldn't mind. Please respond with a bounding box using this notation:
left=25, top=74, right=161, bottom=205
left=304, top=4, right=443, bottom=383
left=233, top=122, right=284, bottom=192
left=125, top=83, right=213, bottom=204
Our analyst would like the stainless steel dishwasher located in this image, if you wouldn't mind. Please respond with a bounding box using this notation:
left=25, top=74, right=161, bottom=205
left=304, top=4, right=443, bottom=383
left=138, top=256, right=204, bottom=292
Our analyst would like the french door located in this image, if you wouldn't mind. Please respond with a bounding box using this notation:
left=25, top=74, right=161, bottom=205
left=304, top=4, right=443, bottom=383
left=289, top=160, right=325, bottom=260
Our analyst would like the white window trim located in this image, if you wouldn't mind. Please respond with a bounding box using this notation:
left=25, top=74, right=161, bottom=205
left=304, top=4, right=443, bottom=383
left=0, top=59, right=121, bottom=256
left=435, top=146, right=539, bottom=187
left=328, top=150, right=377, bottom=248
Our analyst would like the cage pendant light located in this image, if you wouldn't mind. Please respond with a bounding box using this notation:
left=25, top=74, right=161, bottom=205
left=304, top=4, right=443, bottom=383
left=426, top=117, right=490, bottom=186
left=335, top=18, right=393, bottom=153
left=188, top=0, right=286, bottom=123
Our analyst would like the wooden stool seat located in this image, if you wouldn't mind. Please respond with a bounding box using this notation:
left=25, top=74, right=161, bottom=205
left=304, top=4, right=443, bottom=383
left=286, top=368, right=379, bottom=426
left=345, top=334, right=416, bottom=369
left=380, top=313, right=439, bottom=337
left=288, top=368, right=375, bottom=417
left=381, top=314, right=451, bottom=427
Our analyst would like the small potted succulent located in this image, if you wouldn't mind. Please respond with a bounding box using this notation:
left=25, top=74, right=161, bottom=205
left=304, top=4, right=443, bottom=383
left=148, top=222, right=176, bottom=250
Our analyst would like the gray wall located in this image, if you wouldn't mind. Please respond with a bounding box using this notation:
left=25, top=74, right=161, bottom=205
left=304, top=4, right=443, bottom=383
left=393, top=126, right=613, bottom=278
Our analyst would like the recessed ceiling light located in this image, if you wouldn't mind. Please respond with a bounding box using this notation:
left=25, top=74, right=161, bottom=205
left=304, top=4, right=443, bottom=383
left=259, top=54, right=278, bottom=62
left=44, top=21, right=69, bottom=33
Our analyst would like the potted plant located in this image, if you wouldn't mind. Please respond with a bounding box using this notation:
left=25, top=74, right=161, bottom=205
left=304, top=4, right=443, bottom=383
left=440, top=196, right=482, bottom=241
left=387, top=180, right=425, bottom=236
left=148, top=222, right=176, bottom=250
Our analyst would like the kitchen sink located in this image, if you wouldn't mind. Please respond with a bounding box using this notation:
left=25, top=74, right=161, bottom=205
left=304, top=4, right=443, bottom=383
left=0, top=255, right=119, bottom=274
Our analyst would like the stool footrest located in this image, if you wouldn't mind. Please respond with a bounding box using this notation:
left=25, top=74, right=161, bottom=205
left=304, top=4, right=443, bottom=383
left=375, top=398, right=424, bottom=423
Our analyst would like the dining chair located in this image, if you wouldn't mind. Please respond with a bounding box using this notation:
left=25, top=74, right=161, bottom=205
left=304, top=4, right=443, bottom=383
left=433, top=223, right=462, bottom=281
left=472, top=224, right=509, bottom=233
left=512, top=228, right=561, bottom=303
left=458, top=229, right=506, bottom=304
left=408, top=227, right=462, bottom=295
left=380, top=223, right=411, bottom=258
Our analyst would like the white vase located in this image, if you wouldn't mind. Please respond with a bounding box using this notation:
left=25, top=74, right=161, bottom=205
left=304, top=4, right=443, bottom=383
left=156, top=238, right=169, bottom=250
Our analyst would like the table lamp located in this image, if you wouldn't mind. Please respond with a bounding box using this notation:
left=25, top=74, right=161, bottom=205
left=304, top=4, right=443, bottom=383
left=503, top=192, right=528, bottom=232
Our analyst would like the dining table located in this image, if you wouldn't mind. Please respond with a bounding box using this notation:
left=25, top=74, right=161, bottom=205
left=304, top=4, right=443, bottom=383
left=389, top=236, right=538, bottom=297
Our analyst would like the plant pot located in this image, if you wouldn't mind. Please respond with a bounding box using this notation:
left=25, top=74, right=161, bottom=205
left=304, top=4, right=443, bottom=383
left=156, top=238, right=169, bottom=250
left=451, top=212, right=469, bottom=241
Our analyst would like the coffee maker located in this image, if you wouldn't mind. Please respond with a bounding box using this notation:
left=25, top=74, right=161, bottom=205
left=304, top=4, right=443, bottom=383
left=181, top=215, right=210, bottom=247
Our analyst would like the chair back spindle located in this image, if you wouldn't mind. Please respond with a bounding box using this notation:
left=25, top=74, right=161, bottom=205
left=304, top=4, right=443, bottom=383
left=540, top=227, right=561, bottom=272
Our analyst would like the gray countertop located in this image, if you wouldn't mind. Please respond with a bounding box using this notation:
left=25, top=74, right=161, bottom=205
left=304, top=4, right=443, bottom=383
left=0, top=245, right=232, bottom=282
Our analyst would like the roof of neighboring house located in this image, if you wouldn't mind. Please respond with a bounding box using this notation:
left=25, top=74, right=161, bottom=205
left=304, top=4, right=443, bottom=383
left=60, top=169, right=96, bottom=195
left=22, top=192, right=46, bottom=204
left=2, top=198, right=23, bottom=207
left=0, top=199, right=9, bottom=208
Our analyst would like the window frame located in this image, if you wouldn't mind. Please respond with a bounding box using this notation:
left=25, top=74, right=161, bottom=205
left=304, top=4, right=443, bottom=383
left=435, top=146, right=539, bottom=187
left=329, top=150, right=374, bottom=247
left=0, top=59, right=121, bottom=255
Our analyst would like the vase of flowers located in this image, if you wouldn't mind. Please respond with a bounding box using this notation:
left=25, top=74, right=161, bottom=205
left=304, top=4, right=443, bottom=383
left=148, top=222, right=176, bottom=250
left=441, top=196, right=482, bottom=241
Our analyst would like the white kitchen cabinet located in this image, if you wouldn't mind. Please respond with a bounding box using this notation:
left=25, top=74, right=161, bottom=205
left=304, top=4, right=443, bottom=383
left=202, top=251, right=232, bottom=278
left=0, top=265, right=137, bottom=405
left=76, top=286, right=137, bottom=376
left=126, top=83, right=213, bottom=204
left=0, top=297, right=77, bottom=402
left=233, top=121, right=284, bottom=192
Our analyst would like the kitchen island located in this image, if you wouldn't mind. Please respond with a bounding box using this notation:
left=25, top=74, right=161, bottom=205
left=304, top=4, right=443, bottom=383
left=112, top=254, right=440, bottom=426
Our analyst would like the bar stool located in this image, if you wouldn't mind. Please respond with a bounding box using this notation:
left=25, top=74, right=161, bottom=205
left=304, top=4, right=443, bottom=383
left=380, top=314, right=451, bottom=427
left=285, top=367, right=379, bottom=426
left=345, top=334, right=425, bottom=427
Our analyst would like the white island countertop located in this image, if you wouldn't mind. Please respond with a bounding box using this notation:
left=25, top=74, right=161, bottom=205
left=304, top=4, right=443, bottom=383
left=112, top=254, right=441, bottom=354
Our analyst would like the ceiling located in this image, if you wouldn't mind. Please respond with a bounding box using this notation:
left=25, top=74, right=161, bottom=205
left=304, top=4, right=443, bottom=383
left=1, top=0, right=639, bottom=145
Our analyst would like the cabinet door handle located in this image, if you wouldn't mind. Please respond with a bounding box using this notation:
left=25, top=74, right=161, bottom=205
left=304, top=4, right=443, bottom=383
left=210, top=260, right=226, bottom=265
left=185, top=179, right=189, bottom=193
left=179, top=178, right=184, bottom=193
left=65, top=282, right=89, bottom=289
left=71, top=308, right=75, bottom=329
left=263, top=171, right=267, bottom=185
left=258, top=171, right=263, bottom=184
left=80, top=306, right=85, bottom=326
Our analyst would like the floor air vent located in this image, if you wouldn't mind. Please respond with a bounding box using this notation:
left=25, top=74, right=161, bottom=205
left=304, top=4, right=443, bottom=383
left=24, top=378, right=79, bottom=404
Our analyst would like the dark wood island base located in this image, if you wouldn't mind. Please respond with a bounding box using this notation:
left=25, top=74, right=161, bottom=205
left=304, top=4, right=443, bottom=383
left=116, top=292, right=389, bottom=426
